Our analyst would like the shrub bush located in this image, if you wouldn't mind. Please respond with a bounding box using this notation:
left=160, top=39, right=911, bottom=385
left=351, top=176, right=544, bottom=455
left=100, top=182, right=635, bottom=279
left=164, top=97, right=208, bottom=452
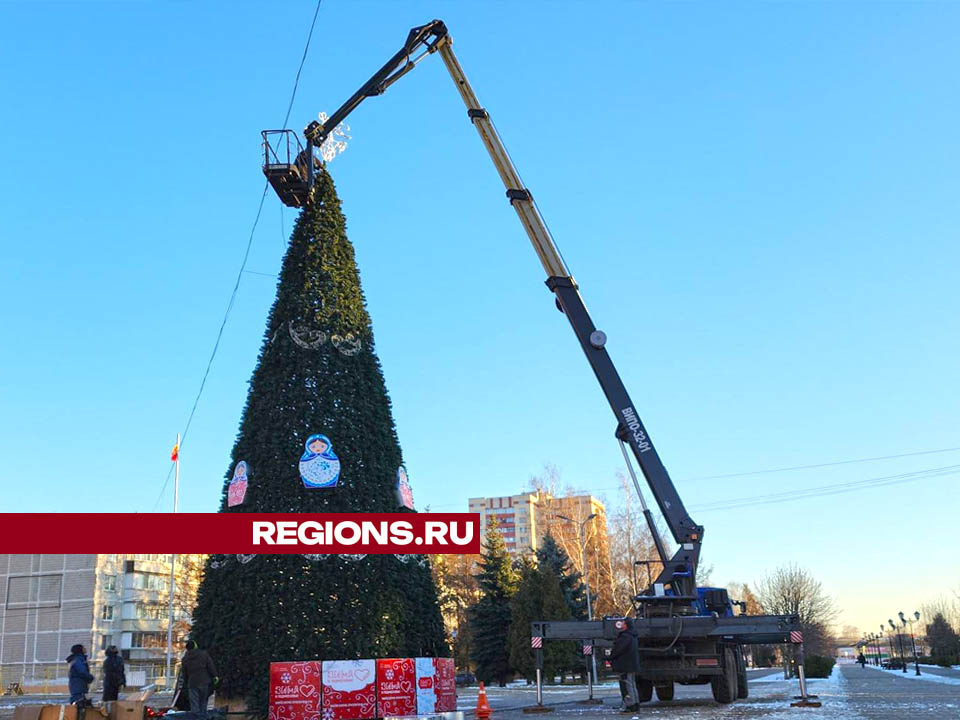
left=934, top=655, right=958, bottom=668
left=804, top=655, right=835, bottom=678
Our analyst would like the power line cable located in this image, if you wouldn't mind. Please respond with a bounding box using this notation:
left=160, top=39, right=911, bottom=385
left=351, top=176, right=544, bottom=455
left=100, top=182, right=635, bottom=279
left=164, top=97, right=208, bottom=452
left=683, top=445, right=960, bottom=482
left=690, top=463, right=960, bottom=513
left=152, top=0, right=323, bottom=511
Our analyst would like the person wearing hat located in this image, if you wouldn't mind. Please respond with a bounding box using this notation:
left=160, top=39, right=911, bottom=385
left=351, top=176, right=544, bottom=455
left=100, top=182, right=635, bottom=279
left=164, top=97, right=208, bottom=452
left=102, top=646, right=126, bottom=702
left=609, top=618, right=641, bottom=712
left=180, top=639, right=218, bottom=718
left=66, top=644, right=94, bottom=704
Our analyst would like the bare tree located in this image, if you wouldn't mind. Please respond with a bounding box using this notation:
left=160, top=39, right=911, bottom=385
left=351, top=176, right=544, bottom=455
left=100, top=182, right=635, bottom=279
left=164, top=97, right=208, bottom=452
left=755, top=563, right=838, bottom=657
left=608, top=473, right=662, bottom=614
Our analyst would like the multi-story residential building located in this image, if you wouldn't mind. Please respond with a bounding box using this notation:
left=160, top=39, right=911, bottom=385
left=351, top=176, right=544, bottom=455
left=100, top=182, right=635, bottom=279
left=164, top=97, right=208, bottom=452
left=468, top=491, right=607, bottom=556
left=0, top=554, right=205, bottom=690
left=467, top=491, right=542, bottom=554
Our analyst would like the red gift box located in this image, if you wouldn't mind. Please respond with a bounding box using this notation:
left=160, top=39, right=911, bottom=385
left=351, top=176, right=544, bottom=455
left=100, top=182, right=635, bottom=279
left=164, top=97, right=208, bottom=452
left=376, top=658, right=417, bottom=717
left=269, top=661, right=322, bottom=720
left=322, top=660, right=377, bottom=720
left=415, top=658, right=456, bottom=714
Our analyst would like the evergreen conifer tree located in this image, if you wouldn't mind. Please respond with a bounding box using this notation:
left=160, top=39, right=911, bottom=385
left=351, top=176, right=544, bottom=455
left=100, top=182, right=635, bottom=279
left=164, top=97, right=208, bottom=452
left=188, top=168, right=448, bottom=714
left=468, top=522, right=518, bottom=686
left=536, top=534, right=587, bottom=620
left=507, top=559, right=572, bottom=683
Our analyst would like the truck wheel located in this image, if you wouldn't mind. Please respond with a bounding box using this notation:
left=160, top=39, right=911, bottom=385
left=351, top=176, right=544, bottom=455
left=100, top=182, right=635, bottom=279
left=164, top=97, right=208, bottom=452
left=735, top=648, right=749, bottom=699
left=655, top=682, right=674, bottom=701
left=637, top=678, right=653, bottom=703
left=710, top=647, right=737, bottom=704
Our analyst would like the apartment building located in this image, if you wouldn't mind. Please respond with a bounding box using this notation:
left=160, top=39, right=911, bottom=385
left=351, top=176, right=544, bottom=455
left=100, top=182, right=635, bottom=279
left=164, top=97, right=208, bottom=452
left=0, top=554, right=204, bottom=689
left=468, top=491, right=607, bottom=556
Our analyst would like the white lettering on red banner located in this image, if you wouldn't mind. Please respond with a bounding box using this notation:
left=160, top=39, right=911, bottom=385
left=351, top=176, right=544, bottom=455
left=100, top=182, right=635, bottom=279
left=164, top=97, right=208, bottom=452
left=322, top=660, right=377, bottom=720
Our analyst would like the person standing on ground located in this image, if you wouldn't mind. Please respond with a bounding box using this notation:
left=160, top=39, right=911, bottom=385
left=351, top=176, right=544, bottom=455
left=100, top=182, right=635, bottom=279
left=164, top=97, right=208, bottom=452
left=102, top=645, right=126, bottom=701
left=180, top=639, right=219, bottom=718
left=609, top=619, right=641, bottom=712
left=67, top=644, right=94, bottom=704
left=857, top=652, right=867, bottom=668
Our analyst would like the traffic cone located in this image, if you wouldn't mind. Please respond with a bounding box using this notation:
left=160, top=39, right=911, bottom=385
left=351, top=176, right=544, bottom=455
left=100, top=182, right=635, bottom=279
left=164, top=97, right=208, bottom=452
left=476, top=682, right=492, bottom=719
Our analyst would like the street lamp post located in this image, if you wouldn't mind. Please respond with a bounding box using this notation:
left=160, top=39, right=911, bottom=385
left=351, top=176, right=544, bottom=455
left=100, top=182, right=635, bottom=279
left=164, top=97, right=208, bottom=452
left=557, top=513, right=598, bottom=693
left=890, top=619, right=907, bottom=673
left=902, top=611, right=921, bottom=676
left=881, top=626, right=894, bottom=666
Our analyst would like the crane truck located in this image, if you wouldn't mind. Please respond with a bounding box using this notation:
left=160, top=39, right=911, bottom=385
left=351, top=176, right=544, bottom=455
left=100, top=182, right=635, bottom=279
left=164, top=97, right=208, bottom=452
left=261, top=19, right=803, bottom=707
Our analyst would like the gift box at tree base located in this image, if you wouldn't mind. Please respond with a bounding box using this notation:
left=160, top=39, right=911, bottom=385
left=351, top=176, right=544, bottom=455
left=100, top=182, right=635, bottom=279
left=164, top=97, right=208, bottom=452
left=376, top=658, right=417, bottom=718
left=270, top=658, right=455, bottom=720
left=415, top=658, right=456, bottom=715
left=269, top=661, right=323, bottom=720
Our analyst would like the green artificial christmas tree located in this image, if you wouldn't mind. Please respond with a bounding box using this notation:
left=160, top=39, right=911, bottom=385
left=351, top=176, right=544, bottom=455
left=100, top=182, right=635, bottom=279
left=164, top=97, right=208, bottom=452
left=189, top=167, right=448, bottom=714
left=468, top=521, right=518, bottom=686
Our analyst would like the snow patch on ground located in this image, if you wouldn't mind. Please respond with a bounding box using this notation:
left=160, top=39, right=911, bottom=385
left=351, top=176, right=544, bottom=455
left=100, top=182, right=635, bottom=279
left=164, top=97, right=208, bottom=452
left=863, top=663, right=960, bottom=685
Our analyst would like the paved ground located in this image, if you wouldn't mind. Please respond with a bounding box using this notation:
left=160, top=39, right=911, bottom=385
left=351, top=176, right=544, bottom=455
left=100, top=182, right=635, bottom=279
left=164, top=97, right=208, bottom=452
left=2, top=665, right=958, bottom=719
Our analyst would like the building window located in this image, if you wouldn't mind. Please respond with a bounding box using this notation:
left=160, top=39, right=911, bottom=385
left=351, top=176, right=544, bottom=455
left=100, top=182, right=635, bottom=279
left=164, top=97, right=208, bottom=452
left=5, top=574, right=62, bottom=609
left=135, top=603, right=168, bottom=620
left=131, top=574, right=169, bottom=593
left=102, top=605, right=114, bottom=620
left=131, top=631, right=168, bottom=649
left=103, top=576, right=117, bottom=592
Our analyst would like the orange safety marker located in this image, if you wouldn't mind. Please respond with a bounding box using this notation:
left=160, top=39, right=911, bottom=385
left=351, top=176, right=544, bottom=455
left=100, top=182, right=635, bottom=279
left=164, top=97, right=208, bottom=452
left=476, top=682, right=492, bottom=719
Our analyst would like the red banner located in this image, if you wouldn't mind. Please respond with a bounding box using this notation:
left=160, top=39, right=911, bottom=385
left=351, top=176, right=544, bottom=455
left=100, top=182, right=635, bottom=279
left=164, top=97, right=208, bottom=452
left=0, top=513, right=480, bottom=554
left=322, top=660, right=377, bottom=720
left=269, top=662, right=323, bottom=720
left=376, top=658, right=417, bottom=718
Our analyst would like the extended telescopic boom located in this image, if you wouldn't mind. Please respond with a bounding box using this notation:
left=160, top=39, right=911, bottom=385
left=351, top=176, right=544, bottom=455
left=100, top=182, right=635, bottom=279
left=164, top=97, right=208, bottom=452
left=300, top=19, right=703, bottom=595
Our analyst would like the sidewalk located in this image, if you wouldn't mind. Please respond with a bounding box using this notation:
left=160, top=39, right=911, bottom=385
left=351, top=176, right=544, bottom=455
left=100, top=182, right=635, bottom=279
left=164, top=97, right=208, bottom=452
left=841, top=663, right=960, bottom=718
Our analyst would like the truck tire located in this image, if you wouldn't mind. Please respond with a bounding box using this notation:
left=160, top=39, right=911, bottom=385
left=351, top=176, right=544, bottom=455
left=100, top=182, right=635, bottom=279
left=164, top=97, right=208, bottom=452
left=637, top=678, right=653, bottom=703
left=655, top=682, right=674, bottom=701
left=736, top=648, right=749, bottom=699
left=710, top=647, right=737, bottom=704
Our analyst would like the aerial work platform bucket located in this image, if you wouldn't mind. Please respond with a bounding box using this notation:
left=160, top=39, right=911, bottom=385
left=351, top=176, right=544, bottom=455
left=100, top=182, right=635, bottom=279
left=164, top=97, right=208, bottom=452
left=261, top=130, right=316, bottom=208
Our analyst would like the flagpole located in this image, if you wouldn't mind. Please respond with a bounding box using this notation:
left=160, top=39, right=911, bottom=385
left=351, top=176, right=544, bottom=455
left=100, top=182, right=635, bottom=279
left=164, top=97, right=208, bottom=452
left=165, top=433, right=180, bottom=688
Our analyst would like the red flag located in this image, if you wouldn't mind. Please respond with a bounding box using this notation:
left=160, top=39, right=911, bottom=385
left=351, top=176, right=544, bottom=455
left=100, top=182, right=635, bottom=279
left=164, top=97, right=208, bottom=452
left=171, top=443, right=179, bottom=462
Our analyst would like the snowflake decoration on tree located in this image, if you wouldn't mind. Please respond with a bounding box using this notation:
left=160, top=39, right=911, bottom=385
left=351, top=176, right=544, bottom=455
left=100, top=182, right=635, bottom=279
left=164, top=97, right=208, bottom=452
left=316, top=112, right=351, bottom=163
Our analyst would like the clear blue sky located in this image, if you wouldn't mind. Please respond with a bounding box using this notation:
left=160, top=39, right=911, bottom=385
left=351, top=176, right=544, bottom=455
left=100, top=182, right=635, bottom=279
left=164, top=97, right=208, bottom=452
left=2, top=1, right=958, bottom=632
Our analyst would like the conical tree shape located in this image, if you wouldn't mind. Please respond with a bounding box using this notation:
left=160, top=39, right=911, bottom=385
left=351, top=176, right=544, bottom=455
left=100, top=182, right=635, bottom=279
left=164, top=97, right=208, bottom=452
left=189, top=168, right=448, bottom=714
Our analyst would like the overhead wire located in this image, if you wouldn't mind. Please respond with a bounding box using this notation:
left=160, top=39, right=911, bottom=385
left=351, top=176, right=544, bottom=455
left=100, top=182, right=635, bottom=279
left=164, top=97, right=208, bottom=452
left=152, top=0, right=323, bottom=511
left=425, top=444, right=960, bottom=511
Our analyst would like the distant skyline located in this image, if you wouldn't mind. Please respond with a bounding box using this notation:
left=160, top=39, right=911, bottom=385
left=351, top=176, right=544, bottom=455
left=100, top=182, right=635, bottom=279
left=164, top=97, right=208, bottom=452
left=1, top=1, right=958, bottom=633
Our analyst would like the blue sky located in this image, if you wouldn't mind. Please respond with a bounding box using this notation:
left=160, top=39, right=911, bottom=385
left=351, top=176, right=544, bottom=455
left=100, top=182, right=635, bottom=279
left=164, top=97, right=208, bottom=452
left=1, top=1, right=957, bottom=632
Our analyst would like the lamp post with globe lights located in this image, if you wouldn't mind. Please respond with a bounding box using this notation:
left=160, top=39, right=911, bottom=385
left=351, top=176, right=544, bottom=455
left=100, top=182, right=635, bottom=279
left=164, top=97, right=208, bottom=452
left=901, top=611, right=921, bottom=676
left=889, top=619, right=907, bottom=672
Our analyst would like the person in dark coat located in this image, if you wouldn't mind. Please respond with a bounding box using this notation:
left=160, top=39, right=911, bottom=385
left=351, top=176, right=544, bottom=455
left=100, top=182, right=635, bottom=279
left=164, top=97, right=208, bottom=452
left=67, top=644, right=94, bottom=704
left=180, top=639, right=218, bottom=718
left=102, top=646, right=126, bottom=701
left=608, top=619, right=641, bottom=712
left=857, top=652, right=867, bottom=668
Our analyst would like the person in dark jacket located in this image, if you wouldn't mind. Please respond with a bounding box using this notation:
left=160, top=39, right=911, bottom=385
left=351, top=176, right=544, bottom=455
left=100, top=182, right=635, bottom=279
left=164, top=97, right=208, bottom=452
left=102, top=646, right=126, bottom=701
left=67, top=644, right=94, bottom=704
left=608, top=619, right=641, bottom=712
left=180, top=639, right=219, bottom=718
left=857, top=652, right=867, bottom=668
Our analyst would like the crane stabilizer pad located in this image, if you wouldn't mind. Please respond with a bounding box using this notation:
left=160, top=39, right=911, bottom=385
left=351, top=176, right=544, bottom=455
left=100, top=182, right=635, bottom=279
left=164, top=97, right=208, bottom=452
left=790, top=700, right=823, bottom=708
left=521, top=706, right=554, bottom=714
